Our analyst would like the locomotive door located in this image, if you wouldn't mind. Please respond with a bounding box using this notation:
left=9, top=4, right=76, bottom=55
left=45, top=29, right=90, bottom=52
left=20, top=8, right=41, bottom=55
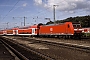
left=66, top=24, right=70, bottom=34
left=32, top=28, right=35, bottom=34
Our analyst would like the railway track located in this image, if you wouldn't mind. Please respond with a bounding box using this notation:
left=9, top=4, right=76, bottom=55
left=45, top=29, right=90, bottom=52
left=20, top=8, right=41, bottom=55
left=0, top=36, right=54, bottom=60
left=33, top=37, right=90, bottom=51
left=2, top=36, right=90, bottom=60
left=0, top=40, right=15, bottom=60
left=17, top=36, right=90, bottom=52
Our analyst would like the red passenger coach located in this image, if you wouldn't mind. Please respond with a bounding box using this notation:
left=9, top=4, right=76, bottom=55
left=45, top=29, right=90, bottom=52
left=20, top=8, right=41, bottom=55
left=0, top=30, right=3, bottom=35
left=6, top=29, right=14, bottom=35
left=4, top=28, right=18, bottom=35
left=17, top=26, right=32, bottom=35
left=82, top=28, right=90, bottom=33
left=17, top=25, right=38, bottom=36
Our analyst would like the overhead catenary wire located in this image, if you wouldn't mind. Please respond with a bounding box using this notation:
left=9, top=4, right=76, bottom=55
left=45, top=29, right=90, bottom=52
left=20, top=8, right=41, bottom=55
left=31, top=7, right=52, bottom=23
left=0, top=0, right=10, bottom=16
left=0, top=0, right=10, bottom=21
left=2, top=0, right=20, bottom=20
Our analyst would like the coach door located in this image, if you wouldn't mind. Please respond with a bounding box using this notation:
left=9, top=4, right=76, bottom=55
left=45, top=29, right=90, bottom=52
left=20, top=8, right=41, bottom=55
left=32, top=28, right=35, bottom=34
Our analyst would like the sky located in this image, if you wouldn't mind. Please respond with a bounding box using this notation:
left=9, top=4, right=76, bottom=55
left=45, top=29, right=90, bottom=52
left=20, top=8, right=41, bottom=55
left=0, top=0, right=90, bottom=29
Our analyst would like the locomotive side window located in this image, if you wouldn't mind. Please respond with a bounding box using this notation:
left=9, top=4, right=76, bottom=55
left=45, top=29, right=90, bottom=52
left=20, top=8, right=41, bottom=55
left=68, top=24, right=70, bottom=28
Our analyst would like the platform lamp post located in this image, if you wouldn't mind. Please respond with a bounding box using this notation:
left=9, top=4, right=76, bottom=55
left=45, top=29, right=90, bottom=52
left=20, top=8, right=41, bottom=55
left=24, top=16, right=26, bottom=26
left=53, top=5, right=59, bottom=24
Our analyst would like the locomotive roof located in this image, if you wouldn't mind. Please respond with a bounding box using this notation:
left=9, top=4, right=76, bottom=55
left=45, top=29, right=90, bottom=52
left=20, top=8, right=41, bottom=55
left=42, top=23, right=65, bottom=26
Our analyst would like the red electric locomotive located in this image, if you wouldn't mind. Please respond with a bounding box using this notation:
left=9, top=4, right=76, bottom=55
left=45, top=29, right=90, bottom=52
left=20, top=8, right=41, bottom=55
left=38, top=22, right=82, bottom=39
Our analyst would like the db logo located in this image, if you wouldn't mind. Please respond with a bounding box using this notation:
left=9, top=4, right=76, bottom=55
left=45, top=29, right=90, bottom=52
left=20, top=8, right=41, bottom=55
left=50, top=28, right=53, bottom=31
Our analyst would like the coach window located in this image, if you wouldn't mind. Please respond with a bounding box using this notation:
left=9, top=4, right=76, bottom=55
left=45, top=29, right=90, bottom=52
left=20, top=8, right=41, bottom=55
left=68, top=24, right=70, bottom=28
left=73, top=25, right=76, bottom=27
left=77, top=24, right=80, bottom=28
